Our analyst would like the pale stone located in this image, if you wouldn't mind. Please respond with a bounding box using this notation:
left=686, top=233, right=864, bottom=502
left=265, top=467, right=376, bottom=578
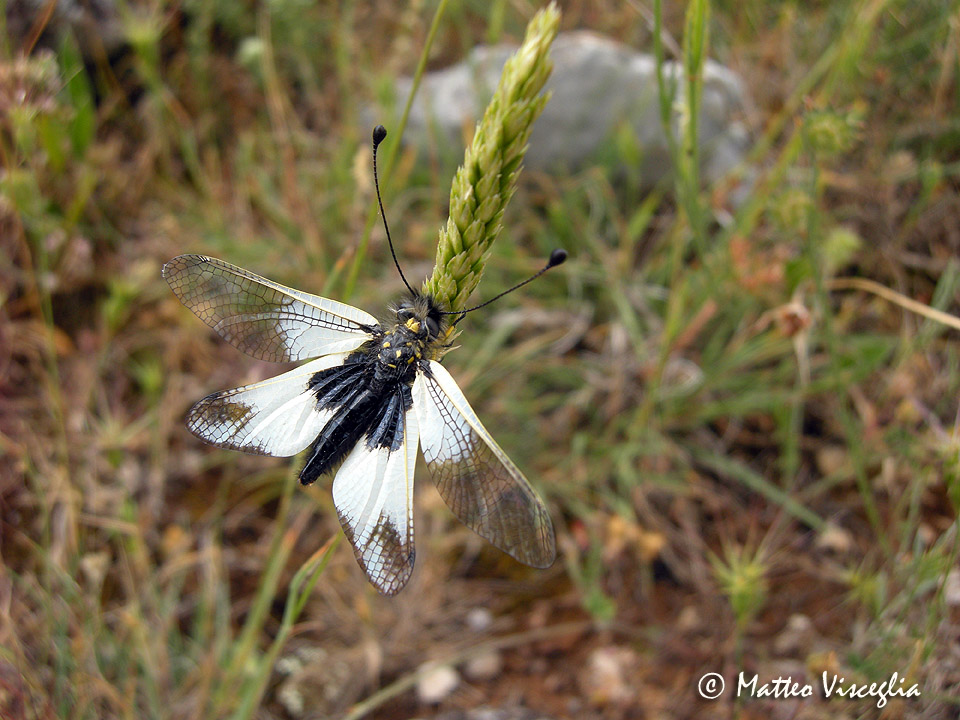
left=377, top=31, right=751, bottom=189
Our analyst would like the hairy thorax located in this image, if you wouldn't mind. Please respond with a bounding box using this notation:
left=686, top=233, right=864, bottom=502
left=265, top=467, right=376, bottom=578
left=368, top=293, right=448, bottom=390
left=369, top=323, right=429, bottom=390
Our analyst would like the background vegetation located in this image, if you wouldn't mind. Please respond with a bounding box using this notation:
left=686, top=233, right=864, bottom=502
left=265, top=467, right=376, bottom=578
left=1, top=0, right=958, bottom=718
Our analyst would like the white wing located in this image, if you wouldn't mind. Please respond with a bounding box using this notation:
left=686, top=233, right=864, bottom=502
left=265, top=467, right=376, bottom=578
left=332, top=398, right=419, bottom=595
left=186, top=354, right=353, bottom=456
left=413, top=361, right=556, bottom=568
left=163, top=255, right=376, bottom=362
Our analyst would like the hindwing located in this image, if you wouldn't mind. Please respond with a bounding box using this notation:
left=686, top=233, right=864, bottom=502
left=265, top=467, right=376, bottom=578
left=332, top=388, right=419, bottom=595
left=186, top=354, right=361, bottom=456
left=412, top=361, right=556, bottom=568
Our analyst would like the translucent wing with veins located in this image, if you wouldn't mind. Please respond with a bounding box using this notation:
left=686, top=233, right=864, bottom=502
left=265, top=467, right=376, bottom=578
left=163, top=254, right=376, bottom=362
left=413, top=361, right=556, bottom=568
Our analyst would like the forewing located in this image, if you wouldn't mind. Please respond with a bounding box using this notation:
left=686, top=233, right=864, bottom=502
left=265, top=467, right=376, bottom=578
left=413, top=361, right=556, bottom=568
left=332, top=399, right=419, bottom=595
left=186, top=354, right=351, bottom=456
left=163, top=254, right=376, bottom=362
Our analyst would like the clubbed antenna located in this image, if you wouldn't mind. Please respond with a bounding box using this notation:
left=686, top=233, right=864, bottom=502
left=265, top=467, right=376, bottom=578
left=446, top=249, right=567, bottom=326
left=372, top=125, right=415, bottom=295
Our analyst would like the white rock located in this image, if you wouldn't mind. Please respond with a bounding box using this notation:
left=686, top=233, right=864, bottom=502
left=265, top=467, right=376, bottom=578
left=945, top=568, right=960, bottom=607
left=375, top=31, right=750, bottom=189
left=417, top=664, right=460, bottom=704
left=816, top=523, right=854, bottom=554
left=464, top=649, right=503, bottom=681
left=466, top=607, right=494, bottom=631
left=581, top=646, right=637, bottom=705
left=773, top=613, right=816, bottom=655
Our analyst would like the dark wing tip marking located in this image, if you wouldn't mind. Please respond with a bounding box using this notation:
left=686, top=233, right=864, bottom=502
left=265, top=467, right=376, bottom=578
left=341, top=514, right=415, bottom=596
left=522, top=511, right=557, bottom=568
left=184, top=390, right=270, bottom=456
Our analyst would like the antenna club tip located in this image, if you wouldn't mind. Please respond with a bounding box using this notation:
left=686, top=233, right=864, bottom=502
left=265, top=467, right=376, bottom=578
left=372, top=125, right=387, bottom=147
left=547, top=248, right=568, bottom=267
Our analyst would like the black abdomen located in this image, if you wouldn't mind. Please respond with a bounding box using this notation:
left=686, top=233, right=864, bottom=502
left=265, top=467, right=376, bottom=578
left=299, top=356, right=413, bottom=485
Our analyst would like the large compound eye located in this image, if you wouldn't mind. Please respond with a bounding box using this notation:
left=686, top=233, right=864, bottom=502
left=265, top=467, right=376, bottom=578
left=425, top=316, right=440, bottom=339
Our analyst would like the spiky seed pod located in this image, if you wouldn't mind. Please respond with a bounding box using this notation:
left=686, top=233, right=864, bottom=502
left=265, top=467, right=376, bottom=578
left=421, top=2, right=560, bottom=316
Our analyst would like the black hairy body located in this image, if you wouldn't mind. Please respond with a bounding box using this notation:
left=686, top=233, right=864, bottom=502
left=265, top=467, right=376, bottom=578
left=299, top=294, right=447, bottom=485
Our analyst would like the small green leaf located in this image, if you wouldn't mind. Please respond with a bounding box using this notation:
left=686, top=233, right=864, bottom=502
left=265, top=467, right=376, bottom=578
left=785, top=256, right=815, bottom=292
left=58, top=33, right=95, bottom=158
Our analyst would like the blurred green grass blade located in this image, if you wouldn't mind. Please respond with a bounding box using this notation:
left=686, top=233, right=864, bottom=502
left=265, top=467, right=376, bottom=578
left=215, top=467, right=299, bottom=709
left=231, top=535, right=341, bottom=720
left=653, top=0, right=677, bottom=155
left=626, top=190, right=662, bottom=246
left=37, top=114, right=67, bottom=173
left=57, top=33, right=95, bottom=158
left=680, top=0, right=709, bottom=246
left=689, top=447, right=825, bottom=530
left=915, top=258, right=960, bottom=349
